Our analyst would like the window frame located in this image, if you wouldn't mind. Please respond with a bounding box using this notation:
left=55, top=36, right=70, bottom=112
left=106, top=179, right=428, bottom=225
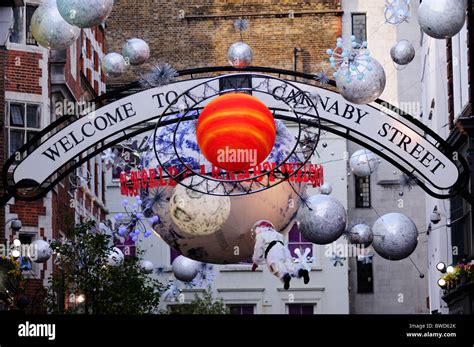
left=5, top=101, right=42, bottom=158
left=227, top=304, right=255, bottom=315
left=356, top=255, right=374, bottom=294
left=355, top=175, right=371, bottom=208
left=288, top=223, right=314, bottom=260
left=9, top=3, right=38, bottom=46
left=351, top=13, right=367, bottom=45
left=287, top=303, right=315, bottom=315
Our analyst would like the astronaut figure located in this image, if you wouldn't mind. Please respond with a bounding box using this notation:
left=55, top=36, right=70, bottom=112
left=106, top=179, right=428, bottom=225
left=251, top=220, right=310, bottom=290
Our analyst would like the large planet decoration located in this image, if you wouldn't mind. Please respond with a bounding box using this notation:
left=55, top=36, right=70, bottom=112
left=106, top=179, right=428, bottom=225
left=145, top=177, right=304, bottom=264
left=372, top=213, right=418, bottom=260
left=196, top=93, right=276, bottom=172
left=169, top=177, right=231, bottom=236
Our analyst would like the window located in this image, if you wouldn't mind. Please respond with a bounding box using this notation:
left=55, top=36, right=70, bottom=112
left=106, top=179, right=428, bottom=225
left=288, top=224, right=313, bottom=259
left=228, top=305, right=255, bottom=315
left=5, top=102, right=41, bottom=157
left=355, top=176, right=371, bottom=208
left=170, top=247, right=180, bottom=264
left=351, top=13, right=367, bottom=44
left=288, top=304, right=314, bottom=315
left=10, top=4, right=38, bottom=45
left=451, top=22, right=469, bottom=118
left=356, top=255, right=374, bottom=293
left=219, top=75, right=252, bottom=93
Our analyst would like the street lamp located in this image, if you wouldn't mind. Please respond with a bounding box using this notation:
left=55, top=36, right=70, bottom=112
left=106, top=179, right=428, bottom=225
left=436, top=262, right=446, bottom=273
left=437, top=278, right=447, bottom=288
left=430, top=206, right=441, bottom=224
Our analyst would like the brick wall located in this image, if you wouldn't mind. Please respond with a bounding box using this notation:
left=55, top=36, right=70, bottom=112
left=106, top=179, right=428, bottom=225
left=0, top=47, right=5, bottom=243
left=6, top=50, right=43, bottom=94
left=106, top=0, right=342, bottom=84
left=9, top=200, right=46, bottom=227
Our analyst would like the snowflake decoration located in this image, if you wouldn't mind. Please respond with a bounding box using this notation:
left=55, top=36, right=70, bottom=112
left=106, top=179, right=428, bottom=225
left=234, top=18, right=249, bottom=32
left=121, top=137, right=151, bottom=158
left=314, top=71, right=330, bottom=85
left=191, top=263, right=215, bottom=288
left=330, top=252, right=346, bottom=267
left=326, top=36, right=372, bottom=83
left=384, top=0, right=411, bottom=25
left=113, top=196, right=159, bottom=242
left=162, top=279, right=182, bottom=302
left=140, top=63, right=178, bottom=88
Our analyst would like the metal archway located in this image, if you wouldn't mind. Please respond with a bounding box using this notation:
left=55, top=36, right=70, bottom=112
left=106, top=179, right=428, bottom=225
left=1, top=66, right=471, bottom=204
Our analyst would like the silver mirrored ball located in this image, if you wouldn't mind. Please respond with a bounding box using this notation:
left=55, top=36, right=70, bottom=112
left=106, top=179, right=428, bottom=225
left=336, top=58, right=386, bottom=104
left=372, top=213, right=418, bottom=260
left=349, top=149, right=380, bottom=177
left=57, top=0, right=114, bottom=28
left=31, top=0, right=81, bottom=50
left=347, top=224, right=373, bottom=248
left=101, top=52, right=126, bottom=78
left=228, top=42, right=253, bottom=69
left=418, top=0, right=467, bottom=39
left=172, top=255, right=200, bottom=282
left=297, top=194, right=347, bottom=245
left=390, top=39, right=415, bottom=65
left=122, top=38, right=150, bottom=66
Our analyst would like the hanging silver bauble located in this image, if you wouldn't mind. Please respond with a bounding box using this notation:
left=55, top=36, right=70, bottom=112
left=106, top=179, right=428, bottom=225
left=372, top=213, right=418, bottom=260
left=349, top=149, right=380, bottom=177
left=418, top=0, right=467, bottom=39
left=336, top=58, right=386, bottom=104
left=347, top=224, right=373, bottom=248
left=57, top=0, right=114, bottom=28
left=296, top=194, right=347, bottom=245
left=228, top=42, right=253, bottom=69
left=30, top=0, right=80, bottom=50
left=107, top=247, right=124, bottom=267
left=140, top=260, right=154, bottom=274
left=101, top=52, right=126, bottom=78
left=172, top=255, right=200, bottom=282
left=122, top=38, right=150, bottom=66
left=28, top=240, right=52, bottom=263
left=169, top=177, right=231, bottom=236
left=390, top=40, right=415, bottom=65
left=319, top=182, right=333, bottom=195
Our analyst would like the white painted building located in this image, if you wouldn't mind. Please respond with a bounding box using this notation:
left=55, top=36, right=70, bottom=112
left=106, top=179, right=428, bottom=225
left=341, top=0, right=429, bottom=313
left=419, top=7, right=471, bottom=314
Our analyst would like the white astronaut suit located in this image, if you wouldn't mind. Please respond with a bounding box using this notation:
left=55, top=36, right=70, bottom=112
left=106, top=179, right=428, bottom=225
left=251, top=220, right=310, bottom=290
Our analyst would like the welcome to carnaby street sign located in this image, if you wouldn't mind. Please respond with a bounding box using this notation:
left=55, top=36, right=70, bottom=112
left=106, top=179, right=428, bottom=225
left=1, top=68, right=470, bottom=203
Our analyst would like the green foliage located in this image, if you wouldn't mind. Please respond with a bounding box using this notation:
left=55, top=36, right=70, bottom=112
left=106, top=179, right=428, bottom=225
left=45, top=221, right=163, bottom=314
left=167, top=288, right=229, bottom=315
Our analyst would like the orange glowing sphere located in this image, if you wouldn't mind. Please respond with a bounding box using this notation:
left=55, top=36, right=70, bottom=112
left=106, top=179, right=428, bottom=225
left=196, top=93, right=276, bottom=172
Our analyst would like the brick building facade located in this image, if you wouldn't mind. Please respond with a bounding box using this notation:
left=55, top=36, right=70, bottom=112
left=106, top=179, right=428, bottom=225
left=0, top=1, right=108, bottom=312
left=107, top=0, right=342, bottom=86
